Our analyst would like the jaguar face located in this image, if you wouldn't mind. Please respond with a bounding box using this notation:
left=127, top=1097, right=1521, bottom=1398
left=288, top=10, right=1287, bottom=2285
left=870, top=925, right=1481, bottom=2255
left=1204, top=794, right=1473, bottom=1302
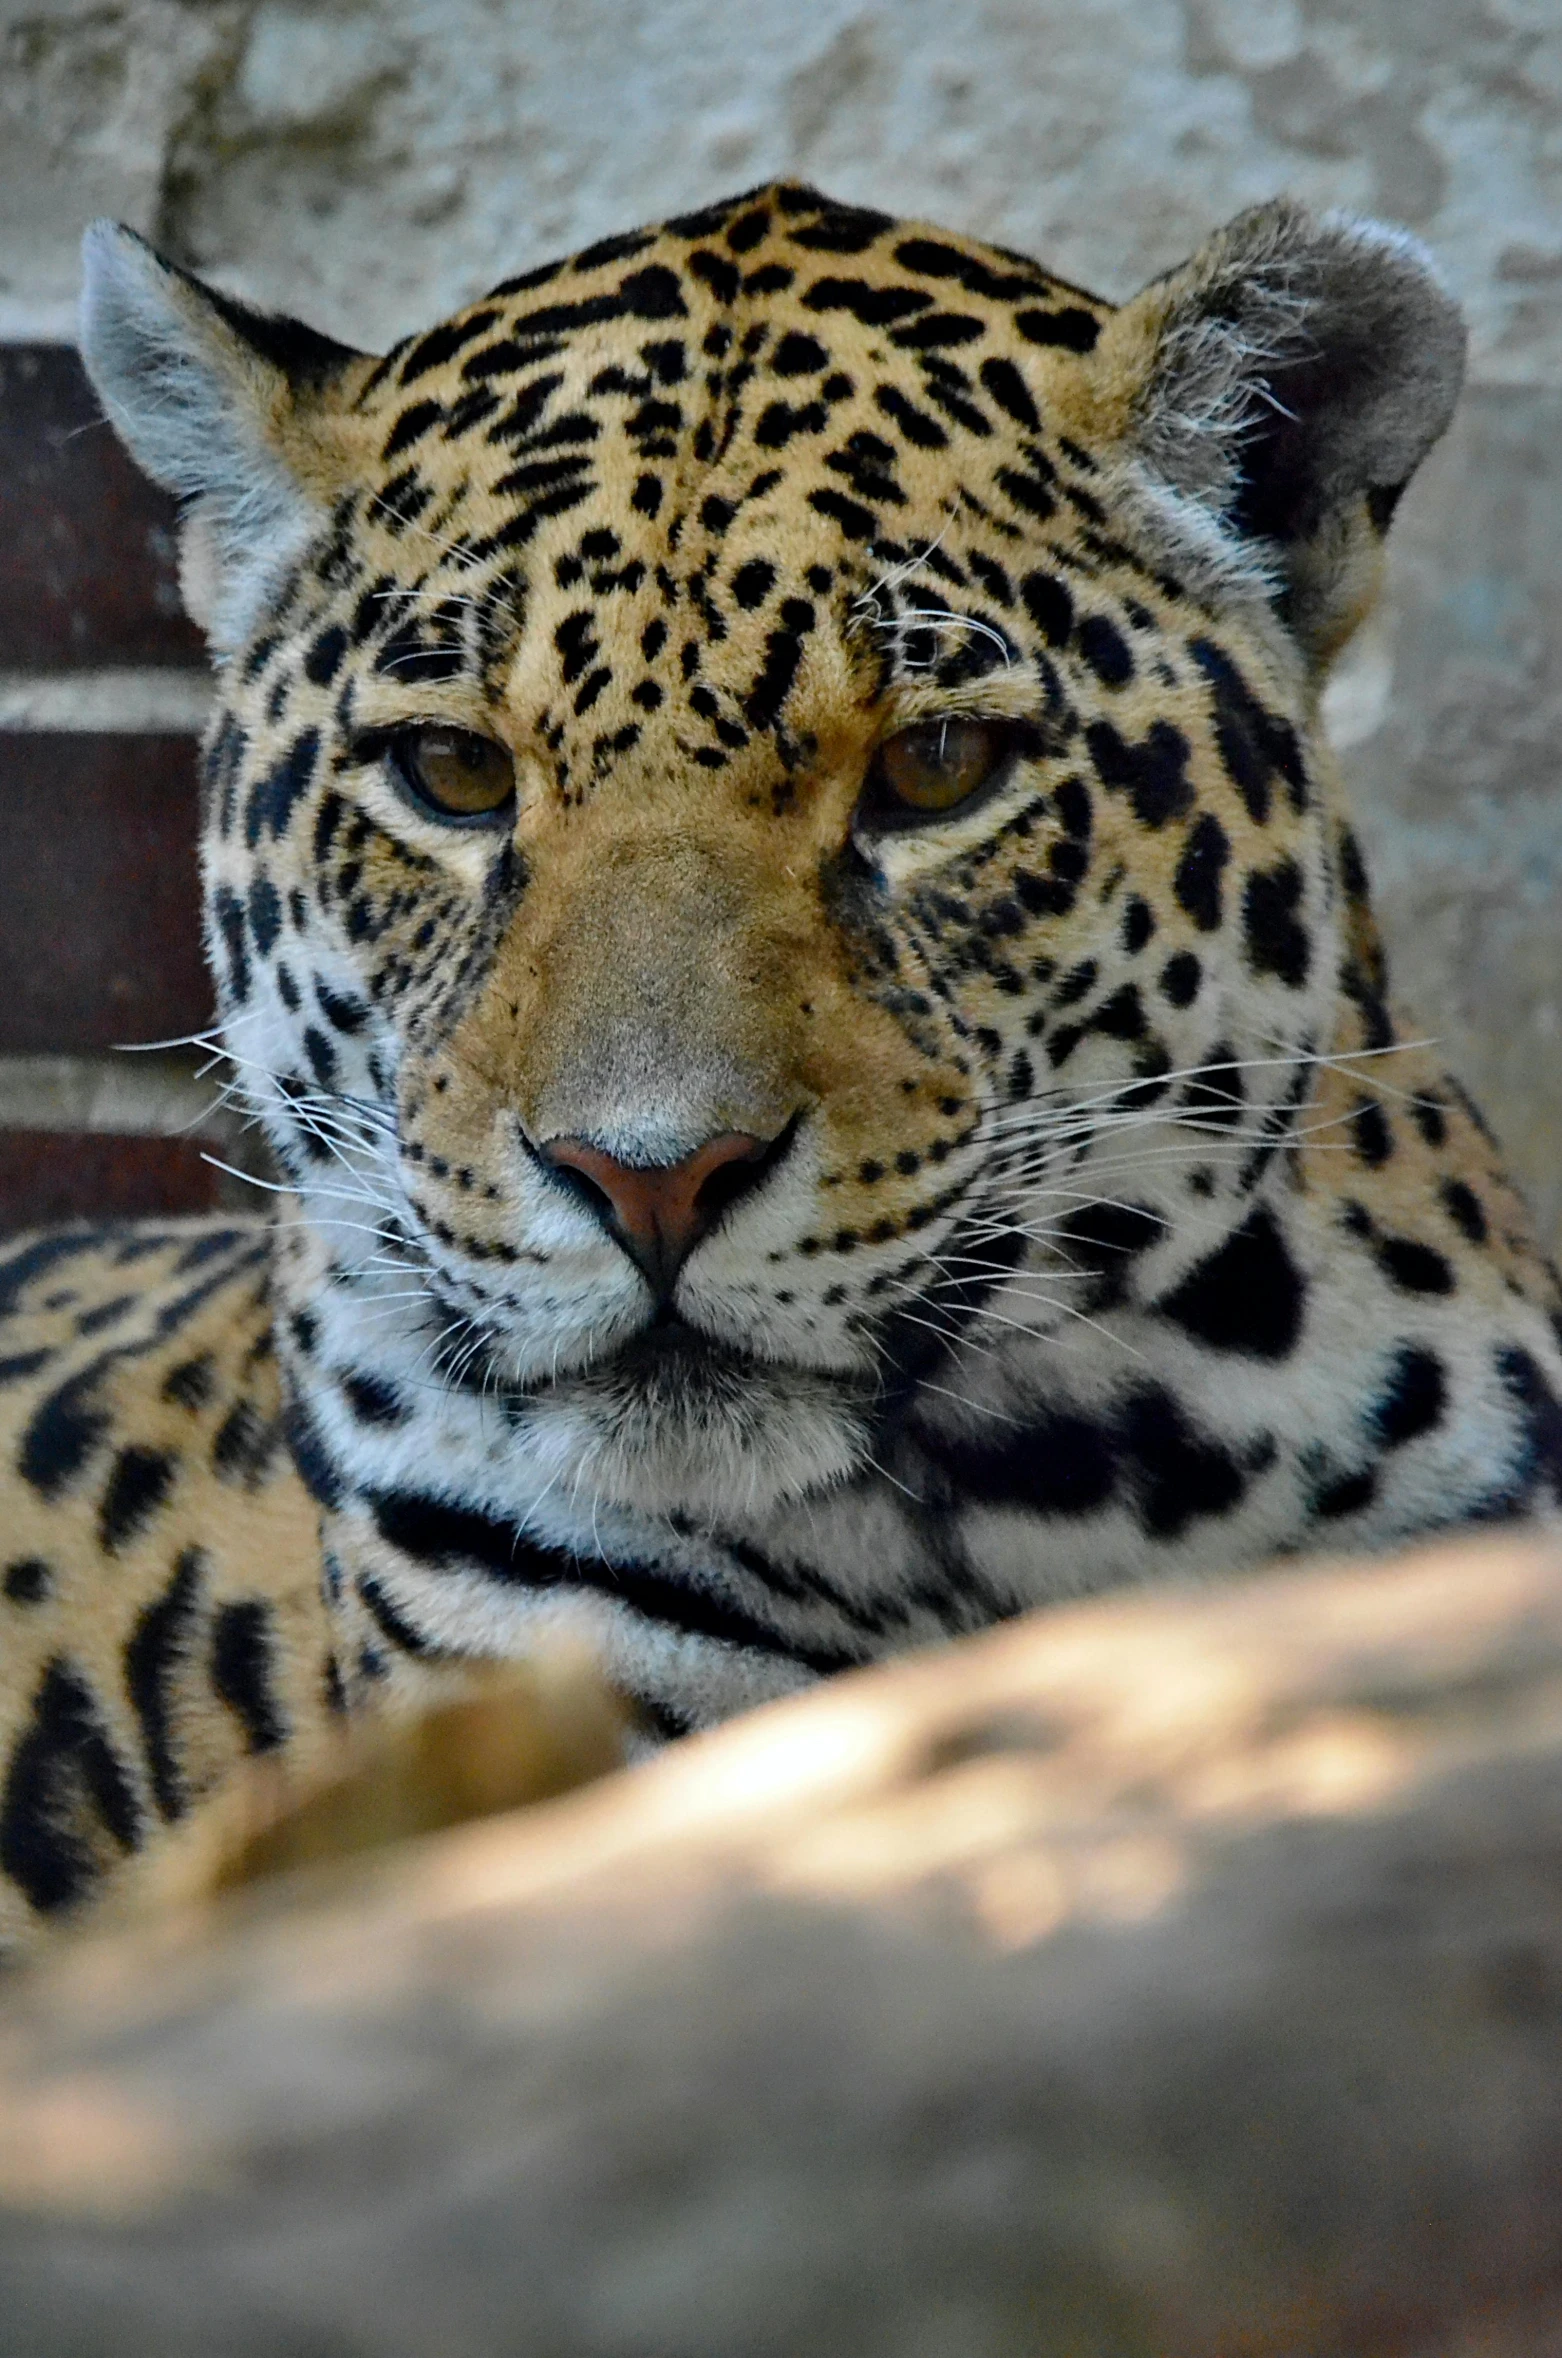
left=82, top=184, right=1461, bottom=1518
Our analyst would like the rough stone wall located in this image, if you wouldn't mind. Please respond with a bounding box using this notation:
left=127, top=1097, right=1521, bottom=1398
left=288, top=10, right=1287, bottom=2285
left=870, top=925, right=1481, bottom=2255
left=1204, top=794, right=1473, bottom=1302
left=1, top=0, right=1559, bottom=1241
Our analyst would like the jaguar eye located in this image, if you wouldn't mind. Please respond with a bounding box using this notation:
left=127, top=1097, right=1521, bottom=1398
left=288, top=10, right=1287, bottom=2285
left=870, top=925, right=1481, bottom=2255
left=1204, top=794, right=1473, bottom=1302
left=389, top=726, right=516, bottom=823
left=861, top=716, right=1020, bottom=828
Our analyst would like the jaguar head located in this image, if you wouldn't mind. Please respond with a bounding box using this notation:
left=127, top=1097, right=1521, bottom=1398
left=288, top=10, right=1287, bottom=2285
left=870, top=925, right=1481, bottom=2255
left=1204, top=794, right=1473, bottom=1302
left=80, top=186, right=1462, bottom=1520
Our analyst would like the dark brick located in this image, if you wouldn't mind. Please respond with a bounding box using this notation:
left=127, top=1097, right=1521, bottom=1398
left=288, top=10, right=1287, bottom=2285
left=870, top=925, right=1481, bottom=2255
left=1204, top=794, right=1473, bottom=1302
left=0, top=733, right=209, bottom=1052
left=0, top=1133, right=220, bottom=1235
left=0, top=346, right=205, bottom=670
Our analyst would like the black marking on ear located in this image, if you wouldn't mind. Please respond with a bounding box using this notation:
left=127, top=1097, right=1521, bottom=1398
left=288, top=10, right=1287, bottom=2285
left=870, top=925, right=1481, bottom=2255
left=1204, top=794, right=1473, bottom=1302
left=1162, top=1206, right=1305, bottom=1359
left=211, top=1599, right=287, bottom=1754
left=125, top=1547, right=206, bottom=1822
left=634, top=1694, right=696, bottom=1741
left=0, top=1658, right=145, bottom=1914
left=1366, top=481, right=1406, bottom=531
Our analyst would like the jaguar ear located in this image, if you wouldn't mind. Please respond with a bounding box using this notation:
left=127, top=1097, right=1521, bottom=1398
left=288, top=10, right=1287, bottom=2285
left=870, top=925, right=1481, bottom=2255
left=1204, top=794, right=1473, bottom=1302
left=1094, top=200, right=1466, bottom=662
left=79, top=221, right=365, bottom=656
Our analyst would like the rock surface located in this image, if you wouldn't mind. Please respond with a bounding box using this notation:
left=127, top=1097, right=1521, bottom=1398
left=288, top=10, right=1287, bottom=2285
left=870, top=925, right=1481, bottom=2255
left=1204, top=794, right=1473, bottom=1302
left=4, top=1528, right=1562, bottom=2354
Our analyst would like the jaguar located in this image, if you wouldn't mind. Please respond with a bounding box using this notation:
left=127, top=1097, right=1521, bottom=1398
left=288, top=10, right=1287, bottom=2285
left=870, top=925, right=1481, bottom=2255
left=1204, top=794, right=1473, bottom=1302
left=2, top=180, right=1559, bottom=1955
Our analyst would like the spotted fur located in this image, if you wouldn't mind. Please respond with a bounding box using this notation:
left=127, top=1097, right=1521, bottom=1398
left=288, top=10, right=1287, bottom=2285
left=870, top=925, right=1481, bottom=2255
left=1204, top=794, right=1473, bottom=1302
left=3, top=184, right=1559, bottom=1955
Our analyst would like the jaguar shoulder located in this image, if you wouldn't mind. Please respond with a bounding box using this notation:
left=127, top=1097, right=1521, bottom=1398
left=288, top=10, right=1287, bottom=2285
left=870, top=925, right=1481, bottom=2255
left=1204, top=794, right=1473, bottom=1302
left=3, top=182, right=1560, bottom=1957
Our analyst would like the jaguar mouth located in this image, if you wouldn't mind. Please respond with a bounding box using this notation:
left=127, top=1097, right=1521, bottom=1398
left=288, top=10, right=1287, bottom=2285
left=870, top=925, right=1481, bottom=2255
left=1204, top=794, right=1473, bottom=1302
left=416, top=1286, right=877, bottom=1516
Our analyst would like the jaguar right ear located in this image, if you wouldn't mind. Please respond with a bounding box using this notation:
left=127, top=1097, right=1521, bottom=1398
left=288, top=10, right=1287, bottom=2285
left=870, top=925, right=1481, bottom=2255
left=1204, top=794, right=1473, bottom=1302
left=79, top=223, right=366, bottom=657
left=1086, top=200, right=1466, bottom=665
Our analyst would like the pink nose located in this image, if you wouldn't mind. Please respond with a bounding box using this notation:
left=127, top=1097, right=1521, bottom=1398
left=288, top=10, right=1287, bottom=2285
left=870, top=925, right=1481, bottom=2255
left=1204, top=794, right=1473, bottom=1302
left=538, top=1130, right=771, bottom=1295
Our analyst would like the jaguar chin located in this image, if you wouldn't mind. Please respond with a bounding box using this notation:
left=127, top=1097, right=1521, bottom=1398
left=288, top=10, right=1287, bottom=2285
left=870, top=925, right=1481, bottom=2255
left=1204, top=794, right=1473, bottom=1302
left=511, top=1322, right=878, bottom=1521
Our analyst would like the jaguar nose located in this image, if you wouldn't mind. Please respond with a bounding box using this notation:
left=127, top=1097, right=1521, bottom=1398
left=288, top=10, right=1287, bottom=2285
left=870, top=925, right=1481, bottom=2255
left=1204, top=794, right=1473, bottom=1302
left=537, top=1127, right=782, bottom=1297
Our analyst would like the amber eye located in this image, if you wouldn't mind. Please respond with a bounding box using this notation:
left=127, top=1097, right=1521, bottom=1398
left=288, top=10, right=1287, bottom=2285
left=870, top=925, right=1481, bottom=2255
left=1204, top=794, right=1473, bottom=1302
left=390, top=726, right=516, bottom=823
left=862, top=716, right=1019, bottom=829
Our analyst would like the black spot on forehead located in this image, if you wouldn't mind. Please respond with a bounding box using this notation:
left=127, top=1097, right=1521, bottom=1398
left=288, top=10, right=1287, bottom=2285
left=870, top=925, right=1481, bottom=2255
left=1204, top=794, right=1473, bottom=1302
left=802, top=277, right=934, bottom=328
left=572, top=226, right=658, bottom=273
left=1015, top=307, right=1101, bottom=352
left=1089, top=719, right=1192, bottom=829
left=396, top=308, right=502, bottom=389
left=893, top=236, right=1045, bottom=302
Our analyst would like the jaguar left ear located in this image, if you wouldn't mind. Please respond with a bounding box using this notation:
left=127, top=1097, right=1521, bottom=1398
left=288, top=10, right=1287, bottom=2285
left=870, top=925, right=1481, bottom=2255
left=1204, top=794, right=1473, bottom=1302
left=1092, top=200, right=1466, bottom=663
left=79, top=222, right=366, bottom=656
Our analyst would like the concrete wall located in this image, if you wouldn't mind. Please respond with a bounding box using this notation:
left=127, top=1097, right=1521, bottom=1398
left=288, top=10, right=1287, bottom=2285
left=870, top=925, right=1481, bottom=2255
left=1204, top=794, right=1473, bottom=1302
left=3, top=0, right=1559, bottom=1240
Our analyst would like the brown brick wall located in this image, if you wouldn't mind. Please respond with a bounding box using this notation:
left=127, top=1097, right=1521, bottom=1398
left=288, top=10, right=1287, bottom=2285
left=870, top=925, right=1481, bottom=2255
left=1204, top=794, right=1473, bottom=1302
left=0, top=346, right=244, bottom=1233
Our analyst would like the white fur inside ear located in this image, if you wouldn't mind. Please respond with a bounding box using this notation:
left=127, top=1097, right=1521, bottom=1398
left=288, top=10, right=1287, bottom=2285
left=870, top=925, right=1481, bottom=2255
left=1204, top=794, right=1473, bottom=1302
left=79, top=220, right=323, bottom=655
